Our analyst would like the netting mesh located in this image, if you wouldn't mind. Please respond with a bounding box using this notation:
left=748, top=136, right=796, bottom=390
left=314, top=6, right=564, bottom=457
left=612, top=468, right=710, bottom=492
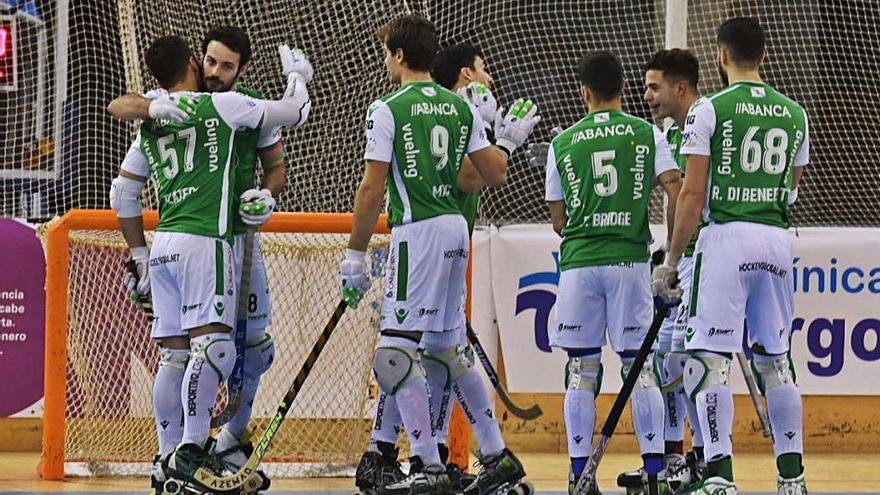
left=58, top=227, right=392, bottom=477
left=4, top=1, right=877, bottom=225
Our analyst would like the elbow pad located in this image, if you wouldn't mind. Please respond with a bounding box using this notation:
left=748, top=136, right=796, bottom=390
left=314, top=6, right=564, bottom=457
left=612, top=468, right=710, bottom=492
left=110, top=176, right=145, bottom=218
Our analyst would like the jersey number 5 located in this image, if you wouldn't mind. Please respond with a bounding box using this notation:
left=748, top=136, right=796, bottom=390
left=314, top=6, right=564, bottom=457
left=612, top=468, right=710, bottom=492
left=157, top=127, right=197, bottom=179
left=592, top=150, right=617, bottom=197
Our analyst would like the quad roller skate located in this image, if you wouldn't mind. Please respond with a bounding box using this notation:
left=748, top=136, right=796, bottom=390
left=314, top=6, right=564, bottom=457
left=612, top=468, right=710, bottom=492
left=464, top=449, right=531, bottom=495
left=160, top=443, right=261, bottom=495
left=207, top=431, right=270, bottom=494
left=354, top=442, right=406, bottom=495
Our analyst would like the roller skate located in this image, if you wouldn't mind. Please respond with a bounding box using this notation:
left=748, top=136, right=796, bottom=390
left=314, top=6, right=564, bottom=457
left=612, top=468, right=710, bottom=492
left=777, top=473, right=807, bottom=495
left=672, top=451, right=707, bottom=494
left=208, top=430, right=270, bottom=494
left=161, top=443, right=235, bottom=495
left=355, top=442, right=406, bottom=494
left=678, top=476, right=736, bottom=494
left=464, top=449, right=532, bottom=495
left=383, top=456, right=450, bottom=495
left=151, top=454, right=171, bottom=495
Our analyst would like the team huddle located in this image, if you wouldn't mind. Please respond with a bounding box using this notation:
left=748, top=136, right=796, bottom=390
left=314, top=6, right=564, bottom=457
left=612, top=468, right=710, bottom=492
left=108, top=12, right=808, bottom=495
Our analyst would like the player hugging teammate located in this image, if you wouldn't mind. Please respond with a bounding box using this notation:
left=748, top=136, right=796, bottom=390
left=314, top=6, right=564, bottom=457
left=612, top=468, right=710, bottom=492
left=109, top=29, right=313, bottom=495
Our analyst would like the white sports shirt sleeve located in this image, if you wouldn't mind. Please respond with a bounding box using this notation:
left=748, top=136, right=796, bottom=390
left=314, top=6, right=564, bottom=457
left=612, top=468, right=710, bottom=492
left=120, top=132, right=150, bottom=177
left=142, top=88, right=167, bottom=99
left=680, top=97, right=715, bottom=157
left=794, top=113, right=810, bottom=167
left=653, top=126, right=679, bottom=177
left=257, top=126, right=283, bottom=149
left=544, top=143, right=563, bottom=201
left=211, top=91, right=267, bottom=130
left=364, top=100, right=394, bottom=163
left=466, top=103, right=492, bottom=154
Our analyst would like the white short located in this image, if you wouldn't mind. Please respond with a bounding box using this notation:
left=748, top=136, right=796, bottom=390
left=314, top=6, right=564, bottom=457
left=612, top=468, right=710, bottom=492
left=150, top=232, right=236, bottom=339
left=659, top=255, right=693, bottom=353
left=550, top=262, right=653, bottom=353
left=685, top=222, right=793, bottom=355
left=233, top=232, right=272, bottom=331
left=381, top=214, right=469, bottom=333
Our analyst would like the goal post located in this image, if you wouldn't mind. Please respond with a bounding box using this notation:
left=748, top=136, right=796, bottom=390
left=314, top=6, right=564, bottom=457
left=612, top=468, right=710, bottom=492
left=39, top=209, right=470, bottom=480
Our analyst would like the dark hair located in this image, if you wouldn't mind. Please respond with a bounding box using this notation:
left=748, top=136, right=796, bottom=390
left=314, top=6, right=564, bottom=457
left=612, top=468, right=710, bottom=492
left=202, top=26, right=252, bottom=67
left=717, top=17, right=765, bottom=66
left=577, top=50, right=624, bottom=101
left=146, top=36, right=192, bottom=88
left=644, top=48, right=700, bottom=89
left=378, top=14, right=438, bottom=72
left=433, top=43, right=483, bottom=90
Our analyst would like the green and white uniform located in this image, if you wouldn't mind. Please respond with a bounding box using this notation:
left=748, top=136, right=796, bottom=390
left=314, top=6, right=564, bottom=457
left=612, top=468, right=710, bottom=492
left=545, top=110, right=677, bottom=352
left=680, top=82, right=809, bottom=354
left=364, top=81, right=490, bottom=333
left=230, top=86, right=281, bottom=331
left=136, top=91, right=267, bottom=337
left=659, top=122, right=692, bottom=353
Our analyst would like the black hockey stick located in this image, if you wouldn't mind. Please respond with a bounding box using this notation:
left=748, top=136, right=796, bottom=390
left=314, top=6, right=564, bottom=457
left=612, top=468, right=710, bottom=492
left=192, top=300, right=348, bottom=491
left=573, top=304, right=671, bottom=495
left=466, top=322, right=542, bottom=420
left=212, top=228, right=255, bottom=428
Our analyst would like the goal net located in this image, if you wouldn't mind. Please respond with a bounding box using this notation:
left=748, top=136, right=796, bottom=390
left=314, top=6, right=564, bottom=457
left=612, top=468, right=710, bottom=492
left=41, top=211, right=394, bottom=478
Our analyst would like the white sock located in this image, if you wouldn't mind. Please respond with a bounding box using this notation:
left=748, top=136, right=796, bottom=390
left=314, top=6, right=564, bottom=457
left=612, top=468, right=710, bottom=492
left=563, top=388, right=595, bottom=458
left=395, top=377, right=440, bottom=464
left=422, top=354, right=453, bottom=444
left=370, top=392, right=403, bottom=449
left=631, top=385, right=666, bottom=455
left=766, top=383, right=803, bottom=457
left=153, top=357, right=185, bottom=456
left=686, top=391, right=704, bottom=448
left=181, top=333, right=235, bottom=447
left=453, top=367, right=505, bottom=455
left=664, top=387, right=686, bottom=442
left=224, top=333, right=274, bottom=438
left=695, top=384, right=734, bottom=462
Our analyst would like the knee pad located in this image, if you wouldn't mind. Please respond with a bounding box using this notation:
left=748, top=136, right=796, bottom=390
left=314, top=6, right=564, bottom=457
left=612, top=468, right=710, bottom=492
left=683, top=352, right=731, bottom=403
left=159, top=347, right=190, bottom=371
left=191, top=334, right=236, bottom=381
left=244, top=334, right=275, bottom=377
left=565, top=355, right=603, bottom=394
left=751, top=352, right=796, bottom=395
left=664, top=351, right=690, bottom=384
left=622, top=355, right=661, bottom=390
left=421, top=344, right=475, bottom=383
left=373, top=346, right=425, bottom=395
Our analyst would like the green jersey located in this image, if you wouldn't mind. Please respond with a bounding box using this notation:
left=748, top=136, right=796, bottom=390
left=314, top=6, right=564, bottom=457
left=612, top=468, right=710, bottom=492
left=231, top=86, right=282, bottom=235
left=139, top=91, right=266, bottom=240
left=680, top=81, right=809, bottom=228
left=364, top=81, right=490, bottom=226
left=546, top=110, right=677, bottom=270
left=666, top=123, right=698, bottom=257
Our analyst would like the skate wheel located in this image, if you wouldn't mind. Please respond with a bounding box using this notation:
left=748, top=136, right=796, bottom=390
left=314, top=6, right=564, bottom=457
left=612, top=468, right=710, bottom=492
left=163, top=479, right=182, bottom=495
left=503, top=481, right=534, bottom=495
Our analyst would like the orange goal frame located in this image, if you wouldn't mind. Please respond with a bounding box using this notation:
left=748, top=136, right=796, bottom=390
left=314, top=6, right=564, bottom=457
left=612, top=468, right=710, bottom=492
left=40, top=209, right=471, bottom=480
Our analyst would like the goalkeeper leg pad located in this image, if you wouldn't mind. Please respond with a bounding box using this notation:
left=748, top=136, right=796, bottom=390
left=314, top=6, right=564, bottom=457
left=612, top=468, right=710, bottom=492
left=373, top=345, right=425, bottom=395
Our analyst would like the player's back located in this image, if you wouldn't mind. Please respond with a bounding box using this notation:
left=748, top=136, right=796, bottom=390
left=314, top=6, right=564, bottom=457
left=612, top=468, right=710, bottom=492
left=139, top=93, right=239, bottom=241
left=369, top=81, right=477, bottom=226
left=693, top=82, right=808, bottom=228
left=550, top=110, right=659, bottom=269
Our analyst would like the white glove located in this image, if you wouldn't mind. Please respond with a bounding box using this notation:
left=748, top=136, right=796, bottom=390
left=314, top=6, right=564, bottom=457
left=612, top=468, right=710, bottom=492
left=148, top=92, right=195, bottom=122
left=457, top=82, right=497, bottom=129
left=494, top=98, right=541, bottom=155
left=525, top=126, right=563, bottom=168
left=651, top=263, right=683, bottom=305
left=124, top=246, right=151, bottom=298
left=239, top=188, right=276, bottom=225
left=788, top=187, right=798, bottom=205
left=339, top=249, right=370, bottom=309
left=278, top=45, right=313, bottom=83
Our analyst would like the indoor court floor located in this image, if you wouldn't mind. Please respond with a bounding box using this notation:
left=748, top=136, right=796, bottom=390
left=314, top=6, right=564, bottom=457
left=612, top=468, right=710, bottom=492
left=0, top=452, right=877, bottom=494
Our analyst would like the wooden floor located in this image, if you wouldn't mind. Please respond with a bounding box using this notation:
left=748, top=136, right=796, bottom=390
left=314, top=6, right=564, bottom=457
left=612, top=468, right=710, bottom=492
left=0, top=452, right=878, bottom=493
